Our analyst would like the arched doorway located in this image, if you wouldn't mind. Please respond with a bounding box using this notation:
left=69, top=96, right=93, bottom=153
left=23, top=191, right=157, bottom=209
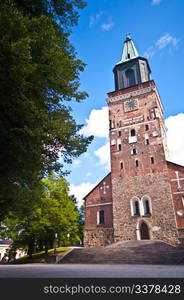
left=140, top=221, right=150, bottom=240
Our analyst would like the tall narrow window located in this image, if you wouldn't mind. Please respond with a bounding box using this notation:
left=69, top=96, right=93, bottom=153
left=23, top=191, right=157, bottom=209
left=136, top=160, right=139, bottom=167
left=151, top=157, right=154, bottom=164
left=120, top=162, right=123, bottom=169
left=132, top=148, right=137, bottom=155
left=109, top=120, right=112, bottom=129
left=145, top=124, right=149, bottom=131
left=131, top=129, right=136, bottom=136
left=141, top=197, right=152, bottom=216
left=182, top=197, right=184, bottom=208
left=142, top=198, right=151, bottom=216
left=118, top=144, right=122, bottom=151
left=145, top=200, right=151, bottom=215
left=131, top=198, right=140, bottom=216
left=146, top=139, right=149, bottom=145
left=97, top=210, right=105, bottom=225
left=134, top=201, right=140, bottom=216
left=118, top=131, right=121, bottom=137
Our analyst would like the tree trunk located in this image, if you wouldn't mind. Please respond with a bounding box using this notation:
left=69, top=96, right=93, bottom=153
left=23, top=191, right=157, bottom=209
left=27, top=238, right=34, bottom=257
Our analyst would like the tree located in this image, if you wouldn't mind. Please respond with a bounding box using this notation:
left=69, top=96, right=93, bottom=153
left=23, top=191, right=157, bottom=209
left=70, top=194, right=77, bottom=204
left=12, top=0, right=87, bottom=30
left=78, top=204, right=84, bottom=245
left=0, top=2, right=92, bottom=218
left=1, top=174, right=81, bottom=256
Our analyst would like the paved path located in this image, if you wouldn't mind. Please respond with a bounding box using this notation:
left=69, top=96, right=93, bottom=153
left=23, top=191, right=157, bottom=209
left=0, top=264, right=184, bottom=278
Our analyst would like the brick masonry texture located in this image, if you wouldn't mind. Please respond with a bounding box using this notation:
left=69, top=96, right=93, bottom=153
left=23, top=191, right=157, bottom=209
left=167, top=162, right=184, bottom=233
left=84, top=80, right=184, bottom=248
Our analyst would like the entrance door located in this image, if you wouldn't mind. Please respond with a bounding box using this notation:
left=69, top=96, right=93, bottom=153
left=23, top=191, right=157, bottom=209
left=140, top=222, right=150, bottom=240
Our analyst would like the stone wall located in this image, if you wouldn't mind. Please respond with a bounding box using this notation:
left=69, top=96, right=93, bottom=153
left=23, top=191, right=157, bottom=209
left=112, top=172, right=179, bottom=246
left=84, top=228, right=114, bottom=248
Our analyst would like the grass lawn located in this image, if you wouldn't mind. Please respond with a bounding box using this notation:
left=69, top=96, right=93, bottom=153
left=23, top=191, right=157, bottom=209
left=13, top=247, right=71, bottom=264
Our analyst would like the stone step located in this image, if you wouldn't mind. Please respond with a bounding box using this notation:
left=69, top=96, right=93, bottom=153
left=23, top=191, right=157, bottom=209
left=58, top=241, right=184, bottom=264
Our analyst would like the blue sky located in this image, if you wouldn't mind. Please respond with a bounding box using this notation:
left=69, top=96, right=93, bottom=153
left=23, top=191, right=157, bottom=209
left=66, top=0, right=184, bottom=206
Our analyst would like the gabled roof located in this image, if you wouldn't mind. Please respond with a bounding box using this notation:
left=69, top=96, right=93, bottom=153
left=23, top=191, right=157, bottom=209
left=117, top=34, right=139, bottom=64
left=83, top=172, right=111, bottom=200
left=166, top=160, right=184, bottom=168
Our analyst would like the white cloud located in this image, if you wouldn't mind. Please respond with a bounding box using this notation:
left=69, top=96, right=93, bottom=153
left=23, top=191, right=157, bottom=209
left=80, top=106, right=109, bottom=138
left=94, top=141, right=111, bottom=170
left=85, top=172, right=92, bottom=178
left=70, top=181, right=98, bottom=207
left=143, top=34, right=179, bottom=59
left=165, top=113, right=184, bottom=166
left=89, top=12, right=103, bottom=28
left=152, top=0, right=162, bottom=5
left=73, top=160, right=81, bottom=167
left=143, top=46, right=155, bottom=59
left=101, top=17, right=114, bottom=31
left=156, top=33, right=179, bottom=49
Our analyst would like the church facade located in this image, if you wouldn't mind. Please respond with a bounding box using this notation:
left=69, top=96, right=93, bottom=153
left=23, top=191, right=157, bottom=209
left=83, top=35, right=184, bottom=248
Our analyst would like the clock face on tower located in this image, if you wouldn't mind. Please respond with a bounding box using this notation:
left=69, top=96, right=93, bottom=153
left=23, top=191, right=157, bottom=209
left=124, top=98, right=138, bottom=112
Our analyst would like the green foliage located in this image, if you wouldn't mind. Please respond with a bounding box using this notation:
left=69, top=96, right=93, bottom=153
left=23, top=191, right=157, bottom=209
left=7, top=247, right=70, bottom=263
left=0, top=1, right=92, bottom=218
left=12, top=0, right=87, bottom=30
left=78, top=205, right=84, bottom=244
left=1, top=174, right=82, bottom=256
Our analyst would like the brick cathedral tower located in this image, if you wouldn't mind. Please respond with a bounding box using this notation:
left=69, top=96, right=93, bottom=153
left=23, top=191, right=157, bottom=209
left=84, top=35, right=184, bottom=247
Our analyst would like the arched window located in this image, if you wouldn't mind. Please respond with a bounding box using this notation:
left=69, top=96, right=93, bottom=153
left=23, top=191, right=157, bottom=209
left=131, top=198, right=140, bottom=216
left=125, top=68, right=136, bottom=87
left=97, top=210, right=105, bottom=225
left=131, top=129, right=136, bottom=136
left=141, top=196, right=152, bottom=216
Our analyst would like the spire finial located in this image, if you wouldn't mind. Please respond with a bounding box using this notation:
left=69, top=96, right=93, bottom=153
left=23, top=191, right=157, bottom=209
left=125, top=33, right=131, bottom=40
left=119, top=34, right=139, bottom=62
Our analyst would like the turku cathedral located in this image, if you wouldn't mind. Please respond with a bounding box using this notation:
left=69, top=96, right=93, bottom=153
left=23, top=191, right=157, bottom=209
left=84, top=35, right=184, bottom=248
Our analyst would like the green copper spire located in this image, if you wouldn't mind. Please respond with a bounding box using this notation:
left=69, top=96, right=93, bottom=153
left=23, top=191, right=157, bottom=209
left=120, top=34, right=139, bottom=63
left=113, top=35, right=151, bottom=90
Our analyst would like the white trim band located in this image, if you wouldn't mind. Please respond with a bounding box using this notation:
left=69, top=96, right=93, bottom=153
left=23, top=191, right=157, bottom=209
left=111, top=119, right=156, bottom=131
left=86, top=202, right=112, bottom=208
left=174, top=191, right=184, bottom=194
left=108, top=87, right=155, bottom=103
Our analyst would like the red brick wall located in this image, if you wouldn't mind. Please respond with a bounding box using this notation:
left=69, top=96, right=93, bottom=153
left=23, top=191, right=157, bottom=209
left=84, top=79, right=184, bottom=247
left=108, top=81, right=179, bottom=245
left=84, top=173, right=113, bottom=228
left=108, top=81, right=168, bottom=180
left=167, top=161, right=184, bottom=228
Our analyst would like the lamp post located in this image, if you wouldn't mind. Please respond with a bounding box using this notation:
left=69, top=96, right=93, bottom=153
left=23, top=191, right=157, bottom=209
left=67, top=233, right=70, bottom=245
left=54, top=233, right=58, bottom=255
